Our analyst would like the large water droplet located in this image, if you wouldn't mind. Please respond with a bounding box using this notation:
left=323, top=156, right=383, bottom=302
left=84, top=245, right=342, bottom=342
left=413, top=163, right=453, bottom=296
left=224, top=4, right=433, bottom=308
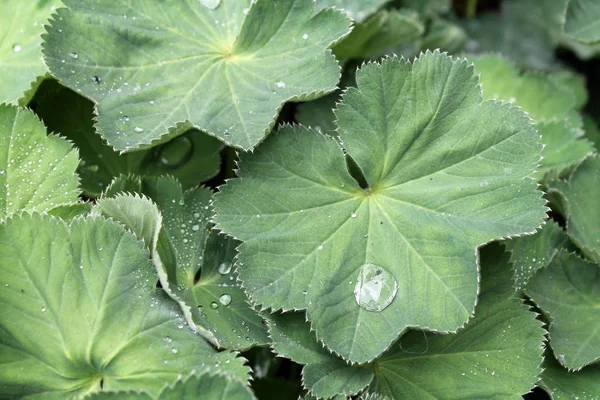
left=200, top=0, right=220, bottom=9
left=218, top=262, right=232, bottom=275
left=219, top=294, right=232, bottom=306
left=158, top=136, right=193, bottom=168
left=354, top=264, right=398, bottom=312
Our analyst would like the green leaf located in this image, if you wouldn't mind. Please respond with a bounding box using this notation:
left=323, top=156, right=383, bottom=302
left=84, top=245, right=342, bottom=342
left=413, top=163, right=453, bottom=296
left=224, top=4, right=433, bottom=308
left=505, top=221, right=569, bottom=290
left=526, top=250, right=600, bottom=370
left=97, top=178, right=268, bottom=350
left=551, top=155, right=600, bottom=263
left=84, top=373, right=255, bottom=400
left=0, top=104, right=79, bottom=221
left=333, top=9, right=424, bottom=59
left=583, top=114, right=600, bottom=151
left=0, top=214, right=248, bottom=399
left=317, top=0, right=389, bottom=21
left=547, top=70, right=588, bottom=110
left=535, top=121, right=594, bottom=182
left=48, top=202, right=93, bottom=221
left=419, top=19, right=467, bottom=54
left=214, top=51, right=546, bottom=363
left=539, top=354, right=600, bottom=400
left=32, top=80, right=223, bottom=197
left=369, top=244, right=545, bottom=399
left=564, top=0, right=600, bottom=43
left=43, top=0, right=351, bottom=151
left=401, top=0, right=451, bottom=17
left=266, top=312, right=374, bottom=398
left=0, top=0, right=60, bottom=104
left=470, top=55, right=580, bottom=125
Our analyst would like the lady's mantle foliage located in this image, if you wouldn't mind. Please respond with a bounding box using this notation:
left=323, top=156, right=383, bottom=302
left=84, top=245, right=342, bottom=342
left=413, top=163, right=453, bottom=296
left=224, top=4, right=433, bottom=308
left=43, top=0, right=352, bottom=151
left=214, top=51, right=547, bottom=364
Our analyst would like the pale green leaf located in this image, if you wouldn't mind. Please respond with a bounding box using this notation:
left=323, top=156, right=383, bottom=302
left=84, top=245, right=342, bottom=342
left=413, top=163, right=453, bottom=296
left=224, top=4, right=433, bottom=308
left=0, top=104, right=79, bottom=221
left=33, top=80, right=223, bottom=197
left=539, top=355, right=600, bottom=400
left=369, top=244, right=545, bottom=399
left=43, top=0, right=351, bottom=151
left=98, top=178, right=268, bottom=350
left=565, top=0, right=600, bottom=43
left=551, top=155, right=600, bottom=263
left=214, top=51, right=546, bottom=363
left=0, top=0, right=61, bottom=104
left=317, top=0, right=389, bottom=21
left=526, top=250, right=600, bottom=370
left=266, top=311, right=374, bottom=397
left=0, top=214, right=248, bottom=399
left=333, top=9, right=424, bottom=59
left=505, top=221, right=569, bottom=291
left=548, top=70, right=588, bottom=110
left=535, top=121, right=594, bottom=182
left=84, top=373, right=255, bottom=400
left=48, top=202, right=92, bottom=221
left=470, top=55, right=580, bottom=125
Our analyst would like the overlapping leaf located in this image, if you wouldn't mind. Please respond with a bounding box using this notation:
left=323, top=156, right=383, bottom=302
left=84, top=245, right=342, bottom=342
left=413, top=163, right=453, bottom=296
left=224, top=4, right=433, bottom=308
left=551, top=155, right=600, bottom=263
left=97, top=177, right=268, bottom=350
left=32, top=80, right=223, bottom=197
left=214, top=51, right=546, bottom=363
left=539, top=355, right=600, bottom=400
left=0, top=0, right=61, bottom=104
left=43, top=0, right=351, bottom=151
left=527, top=250, right=600, bottom=370
left=0, top=214, right=248, bottom=399
left=266, top=245, right=545, bottom=399
left=83, top=373, right=256, bottom=400
left=0, top=104, right=79, bottom=221
left=505, top=221, right=569, bottom=290
left=565, top=0, right=600, bottom=43
left=369, top=244, right=545, bottom=399
left=317, top=0, right=389, bottom=21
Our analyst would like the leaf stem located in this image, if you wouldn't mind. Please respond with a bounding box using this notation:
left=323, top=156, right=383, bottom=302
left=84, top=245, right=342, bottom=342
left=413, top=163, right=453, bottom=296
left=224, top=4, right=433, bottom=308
left=466, top=0, right=478, bottom=19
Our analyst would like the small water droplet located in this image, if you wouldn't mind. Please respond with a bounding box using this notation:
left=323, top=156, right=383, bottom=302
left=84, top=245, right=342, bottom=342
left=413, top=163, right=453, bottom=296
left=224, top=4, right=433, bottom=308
left=171, top=348, right=178, bottom=354
left=200, top=0, right=220, bottom=9
left=276, top=81, right=286, bottom=88
left=219, top=294, right=232, bottom=306
left=12, top=44, right=22, bottom=53
left=218, top=262, right=232, bottom=275
left=354, top=264, right=398, bottom=312
left=210, top=302, right=219, bottom=309
left=133, top=126, right=144, bottom=133
left=41, top=306, right=46, bottom=312
left=158, top=136, right=193, bottom=168
left=351, top=213, right=357, bottom=218
left=302, top=33, right=309, bottom=40
left=91, top=75, right=101, bottom=84
left=69, top=52, right=78, bottom=59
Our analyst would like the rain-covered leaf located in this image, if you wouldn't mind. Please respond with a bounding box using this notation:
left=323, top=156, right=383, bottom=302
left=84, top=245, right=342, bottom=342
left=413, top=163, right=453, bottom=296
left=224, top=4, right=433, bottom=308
left=214, top=51, right=546, bottom=363
left=83, top=373, right=256, bottom=400
left=333, top=9, right=424, bottom=59
left=539, top=355, right=600, bottom=400
left=0, top=214, right=248, bottom=399
left=43, top=0, right=351, bottom=151
left=317, top=0, right=389, bottom=21
left=0, top=104, right=79, bottom=221
left=552, top=155, right=600, bottom=263
left=369, top=244, right=545, bottom=399
left=0, top=0, right=61, bottom=104
left=98, top=177, right=269, bottom=350
left=564, top=0, right=600, bottom=43
left=505, top=221, right=569, bottom=291
left=32, top=80, right=223, bottom=197
left=266, top=312, right=374, bottom=398
left=527, top=250, right=600, bottom=370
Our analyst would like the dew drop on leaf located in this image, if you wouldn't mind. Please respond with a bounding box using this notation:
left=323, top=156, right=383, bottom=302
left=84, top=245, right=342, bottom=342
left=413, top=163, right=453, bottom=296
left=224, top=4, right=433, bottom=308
left=200, top=0, right=220, bottom=9
left=69, top=52, right=78, bottom=59
left=218, top=262, right=232, bottom=275
left=354, top=264, right=398, bottom=312
left=91, top=75, right=101, bottom=84
left=133, top=126, right=144, bottom=133
left=210, top=301, right=219, bottom=309
left=219, top=294, right=232, bottom=306
left=158, top=136, right=193, bottom=168
left=12, top=44, right=21, bottom=53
